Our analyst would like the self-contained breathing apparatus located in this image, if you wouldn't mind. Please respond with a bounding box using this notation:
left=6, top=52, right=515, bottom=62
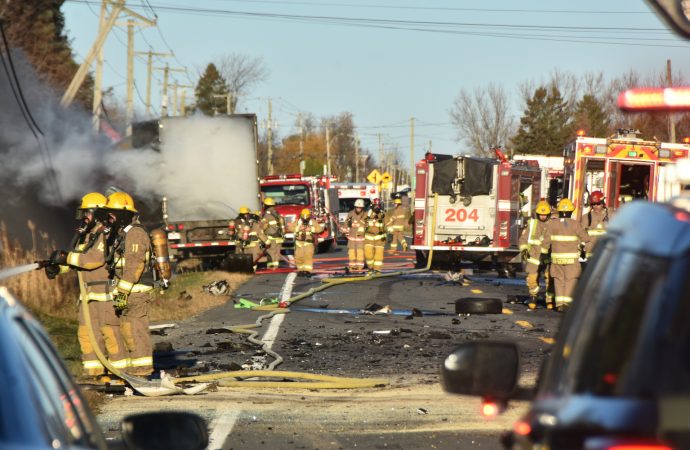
left=450, top=159, right=472, bottom=206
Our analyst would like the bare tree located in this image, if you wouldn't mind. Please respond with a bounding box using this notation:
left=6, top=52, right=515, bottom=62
left=449, top=83, right=514, bottom=156
left=216, top=53, right=269, bottom=113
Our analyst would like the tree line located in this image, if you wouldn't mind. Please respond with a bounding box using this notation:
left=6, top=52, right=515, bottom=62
left=450, top=69, right=690, bottom=157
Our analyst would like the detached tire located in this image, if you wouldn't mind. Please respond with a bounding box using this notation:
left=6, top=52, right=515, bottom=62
left=454, top=297, right=503, bottom=315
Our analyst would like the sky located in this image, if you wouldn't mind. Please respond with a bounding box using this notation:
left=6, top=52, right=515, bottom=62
left=60, top=0, right=690, bottom=174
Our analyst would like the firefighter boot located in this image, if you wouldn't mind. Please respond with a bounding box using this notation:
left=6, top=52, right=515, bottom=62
left=528, top=296, right=538, bottom=310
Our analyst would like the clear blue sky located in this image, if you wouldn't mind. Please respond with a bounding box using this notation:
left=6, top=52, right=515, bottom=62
left=61, top=0, right=690, bottom=170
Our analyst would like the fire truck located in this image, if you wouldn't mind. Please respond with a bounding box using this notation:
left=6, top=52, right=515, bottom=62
left=412, top=152, right=542, bottom=271
left=259, top=174, right=339, bottom=252
left=562, top=129, right=690, bottom=219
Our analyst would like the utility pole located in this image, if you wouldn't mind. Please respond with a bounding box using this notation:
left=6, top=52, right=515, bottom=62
left=378, top=133, right=383, bottom=172
left=326, top=124, right=331, bottom=176
left=410, top=116, right=415, bottom=201
left=267, top=98, right=274, bottom=175
left=91, top=0, right=107, bottom=132
left=135, top=49, right=172, bottom=116
left=155, top=65, right=186, bottom=116
left=172, top=82, right=194, bottom=116
left=354, top=134, right=360, bottom=182
left=120, top=14, right=154, bottom=136
left=667, top=59, right=676, bottom=143
left=298, top=112, right=305, bottom=175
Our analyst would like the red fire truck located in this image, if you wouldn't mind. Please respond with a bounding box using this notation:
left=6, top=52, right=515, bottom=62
left=562, top=129, right=690, bottom=219
left=259, top=174, right=339, bottom=252
left=412, top=152, right=542, bottom=272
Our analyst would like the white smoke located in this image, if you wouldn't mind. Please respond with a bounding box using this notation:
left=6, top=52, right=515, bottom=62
left=106, top=115, right=261, bottom=221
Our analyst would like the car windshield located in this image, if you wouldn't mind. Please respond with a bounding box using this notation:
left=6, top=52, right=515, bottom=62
left=541, top=239, right=690, bottom=397
left=339, top=198, right=371, bottom=213
left=261, top=185, right=310, bottom=206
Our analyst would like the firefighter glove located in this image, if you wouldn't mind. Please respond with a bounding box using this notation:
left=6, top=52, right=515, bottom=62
left=521, top=249, right=530, bottom=261
left=113, top=292, right=129, bottom=311
left=50, top=249, right=68, bottom=266
left=539, top=253, right=551, bottom=265
left=580, top=246, right=587, bottom=259
left=44, top=264, right=60, bottom=280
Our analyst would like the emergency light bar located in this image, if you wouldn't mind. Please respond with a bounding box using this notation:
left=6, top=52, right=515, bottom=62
left=618, top=87, right=690, bottom=111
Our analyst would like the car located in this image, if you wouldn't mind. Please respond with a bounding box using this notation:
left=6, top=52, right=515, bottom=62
left=0, top=286, right=208, bottom=450
left=440, top=197, right=690, bottom=449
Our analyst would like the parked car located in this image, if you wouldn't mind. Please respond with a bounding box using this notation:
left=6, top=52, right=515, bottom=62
left=441, top=199, right=690, bottom=449
left=0, top=286, right=208, bottom=450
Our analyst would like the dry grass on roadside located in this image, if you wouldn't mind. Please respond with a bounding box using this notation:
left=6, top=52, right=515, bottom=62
left=149, top=270, right=250, bottom=322
left=0, top=221, right=79, bottom=318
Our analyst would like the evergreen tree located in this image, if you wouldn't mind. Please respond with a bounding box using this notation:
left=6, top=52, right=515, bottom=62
left=195, top=63, right=229, bottom=116
left=572, top=94, right=611, bottom=137
left=512, top=86, right=572, bottom=156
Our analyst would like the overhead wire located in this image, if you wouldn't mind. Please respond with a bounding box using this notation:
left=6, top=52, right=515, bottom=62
left=0, top=21, right=63, bottom=203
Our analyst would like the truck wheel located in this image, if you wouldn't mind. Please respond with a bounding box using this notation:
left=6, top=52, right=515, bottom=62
left=454, top=297, right=503, bottom=315
left=415, top=250, right=429, bottom=268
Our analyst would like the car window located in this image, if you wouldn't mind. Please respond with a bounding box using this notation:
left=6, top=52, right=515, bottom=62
left=14, top=317, right=94, bottom=448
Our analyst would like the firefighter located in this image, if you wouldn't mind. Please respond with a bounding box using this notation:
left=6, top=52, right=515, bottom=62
left=542, top=198, right=590, bottom=312
left=294, top=208, right=323, bottom=276
left=259, top=197, right=285, bottom=270
left=518, top=200, right=553, bottom=310
left=45, top=192, right=128, bottom=379
left=386, top=198, right=408, bottom=251
left=580, top=190, right=609, bottom=259
left=341, top=198, right=367, bottom=272
left=234, top=206, right=262, bottom=271
left=365, top=200, right=387, bottom=273
left=105, top=192, right=154, bottom=377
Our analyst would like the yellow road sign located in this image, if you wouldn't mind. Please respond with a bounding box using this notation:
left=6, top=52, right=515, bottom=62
left=367, top=169, right=381, bottom=184
left=381, top=172, right=392, bottom=184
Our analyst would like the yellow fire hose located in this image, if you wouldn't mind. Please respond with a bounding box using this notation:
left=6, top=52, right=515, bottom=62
left=171, top=195, right=439, bottom=390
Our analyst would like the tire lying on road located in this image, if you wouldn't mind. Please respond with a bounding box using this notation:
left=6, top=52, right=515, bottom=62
left=454, top=297, right=503, bottom=315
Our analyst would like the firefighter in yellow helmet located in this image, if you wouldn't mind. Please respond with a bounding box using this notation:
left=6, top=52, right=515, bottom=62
left=541, top=198, right=590, bottom=312
left=341, top=199, right=367, bottom=272
left=105, top=191, right=155, bottom=376
left=518, top=200, right=553, bottom=310
left=365, top=199, right=387, bottom=273
left=44, top=192, right=128, bottom=378
left=294, top=208, right=323, bottom=276
left=259, top=197, right=285, bottom=270
left=385, top=197, right=409, bottom=252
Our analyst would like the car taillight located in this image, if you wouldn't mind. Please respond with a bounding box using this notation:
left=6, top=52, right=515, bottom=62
left=513, top=420, right=531, bottom=436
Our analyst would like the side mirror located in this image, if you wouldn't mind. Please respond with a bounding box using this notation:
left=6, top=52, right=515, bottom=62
left=441, top=341, right=519, bottom=401
left=646, top=0, right=690, bottom=39
left=121, top=412, right=208, bottom=450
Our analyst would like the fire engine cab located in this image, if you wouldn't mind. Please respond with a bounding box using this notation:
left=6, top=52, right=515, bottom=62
left=412, top=152, right=541, bottom=271
left=260, top=174, right=339, bottom=252
left=562, top=129, right=690, bottom=218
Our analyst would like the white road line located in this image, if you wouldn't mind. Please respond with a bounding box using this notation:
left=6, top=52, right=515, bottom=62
left=207, top=409, right=240, bottom=450
left=262, top=272, right=296, bottom=349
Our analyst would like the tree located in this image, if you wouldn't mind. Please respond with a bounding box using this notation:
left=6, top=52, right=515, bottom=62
left=216, top=53, right=269, bottom=113
left=194, top=63, right=229, bottom=116
left=512, top=86, right=572, bottom=156
left=572, top=94, right=611, bottom=137
left=449, top=84, right=514, bottom=156
left=2, top=1, right=93, bottom=107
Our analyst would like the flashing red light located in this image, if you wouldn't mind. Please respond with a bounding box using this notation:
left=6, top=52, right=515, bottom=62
left=683, top=137, right=690, bottom=144
left=177, top=224, right=185, bottom=231
left=166, top=224, right=175, bottom=231
left=370, top=188, right=376, bottom=194
left=481, top=401, right=500, bottom=418
left=603, top=372, right=618, bottom=384
left=606, top=445, right=673, bottom=450
left=425, top=152, right=436, bottom=162
left=514, top=421, right=531, bottom=436
left=618, top=87, right=690, bottom=112
left=577, top=129, right=586, bottom=136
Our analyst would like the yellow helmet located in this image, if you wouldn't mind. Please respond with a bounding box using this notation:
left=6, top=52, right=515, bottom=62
left=535, top=200, right=551, bottom=215
left=105, top=191, right=137, bottom=213
left=264, top=197, right=275, bottom=206
left=239, top=206, right=250, bottom=214
left=300, top=208, right=311, bottom=219
left=556, top=198, right=575, bottom=212
left=80, top=192, right=107, bottom=210
left=253, top=210, right=261, bottom=216
left=394, top=198, right=402, bottom=204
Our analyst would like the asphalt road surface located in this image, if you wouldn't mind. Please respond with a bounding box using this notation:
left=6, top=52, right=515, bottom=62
left=97, top=247, right=561, bottom=450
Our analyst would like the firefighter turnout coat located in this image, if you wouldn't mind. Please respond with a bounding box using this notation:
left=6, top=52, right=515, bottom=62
left=344, top=209, right=367, bottom=270
left=294, top=218, right=324, bottom=273
left=542, top=218, right=590, bottom=308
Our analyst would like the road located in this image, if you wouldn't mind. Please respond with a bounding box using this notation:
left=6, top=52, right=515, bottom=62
left=97, top=247, right=560, bottom=450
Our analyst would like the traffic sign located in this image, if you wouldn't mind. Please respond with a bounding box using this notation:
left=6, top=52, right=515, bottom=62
left=367, top=169, right=381, bottom=184
left=381, top=172, right=392, bottom=184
